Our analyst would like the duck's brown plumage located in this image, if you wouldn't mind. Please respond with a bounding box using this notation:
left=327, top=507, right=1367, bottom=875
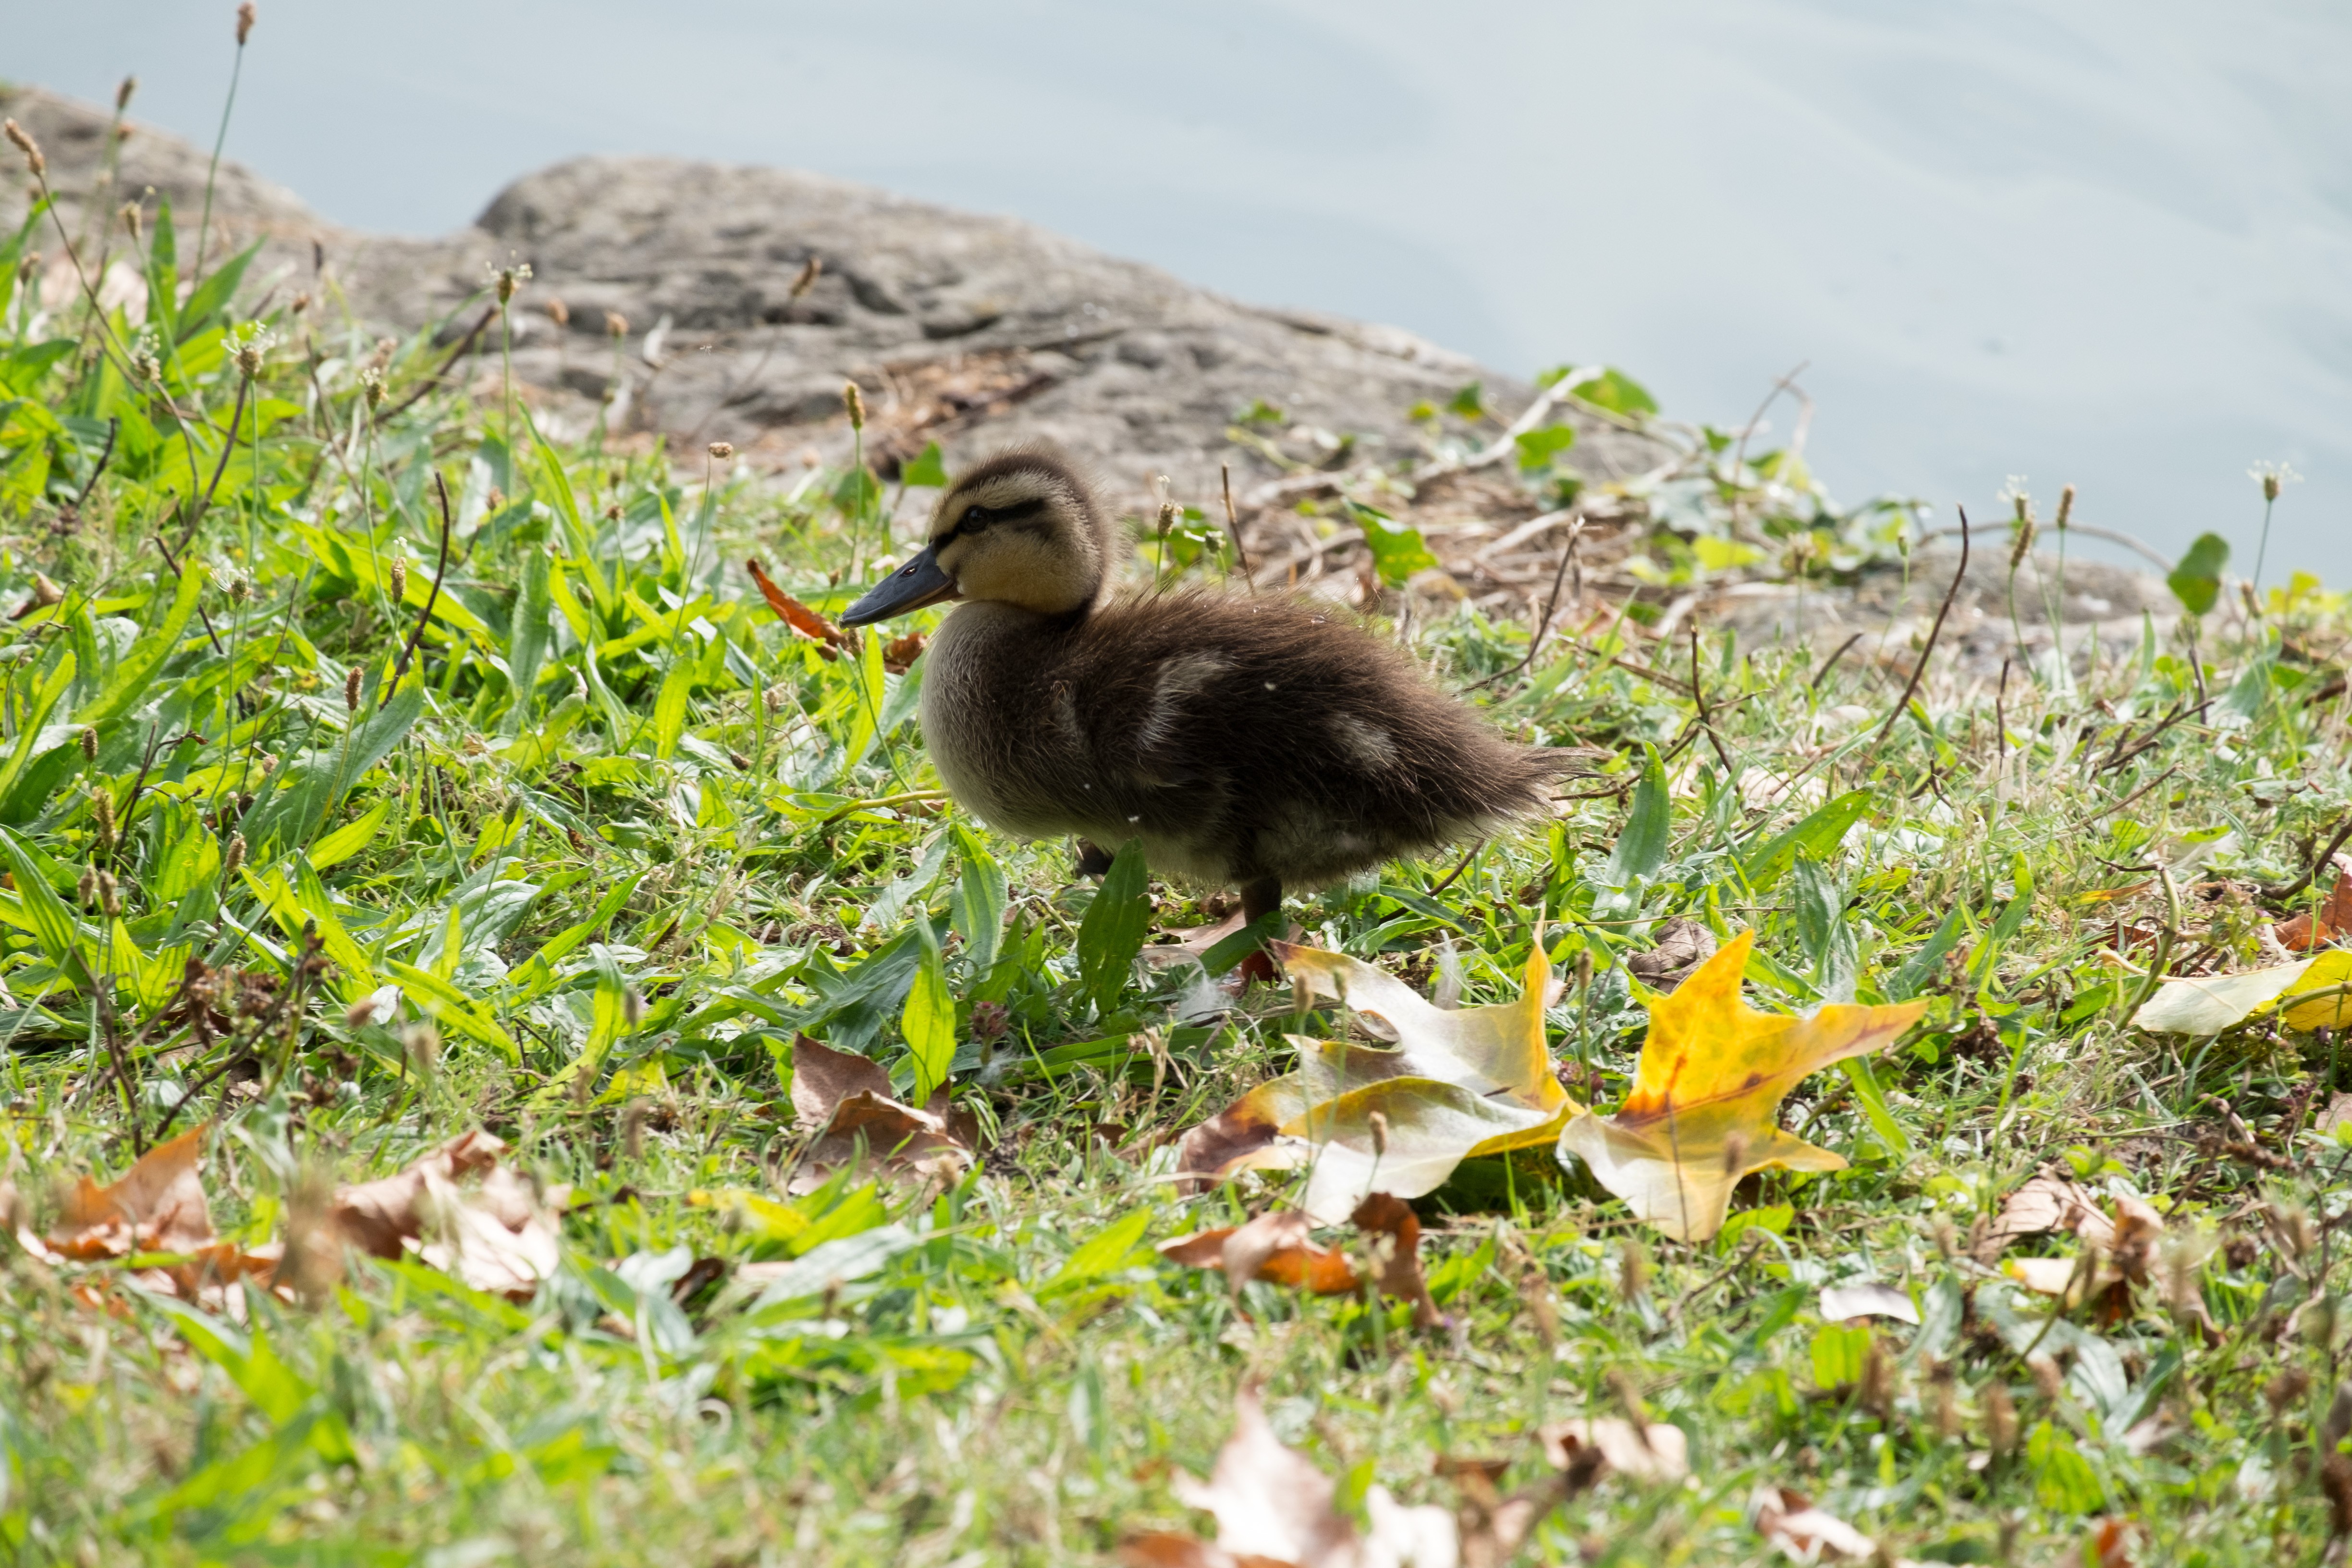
left=841, top=446, right=1584, bottom=926
left=923, top=588, right=1571, bottom=891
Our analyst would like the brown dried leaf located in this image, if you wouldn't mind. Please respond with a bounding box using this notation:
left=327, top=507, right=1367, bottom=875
left=2109, top=1192, right=2164, bottom=1285
left=1171, top=1077, right=1312, bottom=1194
left=1159, top=1198, right=1445, bottom=1329
left=1131, top=1386, right=1458, bottom=1568
left=32, top=1129, right=280, bottom=1307
left=1352, top=1194, right=1445, bottom=1330
left=1752, top=1485, right=1876, bottom=1562
left=2054, top=1517, right=2137, bottom=1568
left=786, top=1035, right=976, bottom=1193
left=2000, top=1188, right=2168, bottom=1325
left=1624, top=916, right=1717, bottom=991
left=47, top=1128, right=216, bottom=1261
left=330, top=1128, right=508, bottom=1257
left=1453, top=1464, right=1573, bottom=1568
left=328, top=1129, right=561, bottom=1300
left=1537, top=1418, right=1690, bottom=1486
left=1973, top=1172, right=2117, bottom=1263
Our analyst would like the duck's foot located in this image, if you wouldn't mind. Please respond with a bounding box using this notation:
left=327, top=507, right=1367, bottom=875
left=1228, top=947, right=1280, bottom=989
left=1225, top=874, right=1286, bottom=992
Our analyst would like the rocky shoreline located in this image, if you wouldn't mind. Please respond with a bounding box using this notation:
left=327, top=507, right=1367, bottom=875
left=3, top=83, right=2179, bottom=667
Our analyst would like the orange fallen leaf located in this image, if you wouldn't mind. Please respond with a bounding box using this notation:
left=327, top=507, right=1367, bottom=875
left=786, top=1034, right=977, bottom=1193
left=25, top=1129, right=280, bottom=1307
left=46, top=1128, right=216, bottom=1261
left=881, top=629, right=927, bottom=674
left=2056, top=1517, right=2137, bottom=1568
left=1160, top=1209, right=1358, bottom=1296
left=1119, top=1386, right=1458, bottom=1568
left=746, top=558, right=857, bottom=660
left=329, top=1129, right=563, bottom=1299
left=2278, top=863, right=2352, bottom=952
left=1159, top=1194, right=1444, bottom=1327
left=1174, top=939, right=1575, bottom=1224
left=1556, top=930, right=1926, bottom=1242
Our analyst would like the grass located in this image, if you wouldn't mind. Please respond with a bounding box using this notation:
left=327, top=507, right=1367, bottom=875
left=6, top=72, right=2352, bottom=1568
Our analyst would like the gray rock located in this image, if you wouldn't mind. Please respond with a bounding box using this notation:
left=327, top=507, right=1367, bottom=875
left=0, top=85, right=1664, bottom=515
left=1706, top=546, right=2180, bottom=675
left=7, top=82, right=2180, bottom=655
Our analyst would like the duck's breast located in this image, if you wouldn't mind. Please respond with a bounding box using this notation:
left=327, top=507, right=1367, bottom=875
left=919, top=602, right=1092, bottom=839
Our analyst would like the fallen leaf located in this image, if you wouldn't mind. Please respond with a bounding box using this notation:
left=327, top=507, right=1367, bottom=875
left=1141, top=909, right=1290, bottom=971
left=1556, top=930, right=1926, bottom=1241
left=1438, top=1453, right=1592, bottom=1568
left=1159, top=1196, right=1445, bottom=1328
left=2108, top=1193, right=2165, bottom=1285
left=1537, top=1418, right=1689, bottom=1486
left=29, top=1129, right=280, bottom=1306
left=881, top=630, right=927, bottom=674
left=1450, top=1458, right=1579, bottom=1568
left=2132, top=948, right=2352, bottom=1034
left=1752, top=1485, right=1876, bottom=1562
left=1160, top=1209, right=1359, bottom=1296
left=2055, top=1517, right=2137, bottom=1568
left=1174, top=940, right=1575, bottom=1224
left=46, top=1128, right=215, bottom=1261
left=330, top=1128, right=507, bottom=1256
left=786, top=1035, right=976, bottom=1193
left=1352, top=1194, right=1445, bottom=1330
left=2277, top=864, right=2352, bottom=952
left=1993, top=1184, right=2168, bottom=1323
left=1625, top=917, right=1717, bottom=991
left=1974, top=1172, right=2116, bottom=1262
left=745, top=558, right=857, bottom=659
left=1819, top=1282, right=1919, bottom=1324
left=330, top=1129, right=563, bottom=1299
left=1122, top=1385, right=1458, bottom=1568
left=2004, top=1255, right=2092, bottom=1299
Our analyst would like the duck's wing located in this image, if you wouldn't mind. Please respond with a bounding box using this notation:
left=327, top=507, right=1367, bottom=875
left=1066, top=598, right=1379, bottom=803
left=1077, top=593, right=1572, bottom=834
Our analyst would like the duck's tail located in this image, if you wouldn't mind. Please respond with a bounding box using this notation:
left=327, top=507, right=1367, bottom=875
left=1534, top=744, right=1613, bottom=778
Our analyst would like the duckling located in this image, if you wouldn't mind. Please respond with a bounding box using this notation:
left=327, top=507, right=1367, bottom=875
left=840, top=447, right=1590, bottom=974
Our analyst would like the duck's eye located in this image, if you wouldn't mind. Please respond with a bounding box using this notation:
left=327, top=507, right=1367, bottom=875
left=958, top=505, right=997, bottom=534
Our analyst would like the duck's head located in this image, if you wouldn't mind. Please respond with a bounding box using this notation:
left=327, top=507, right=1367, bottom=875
left=839, top=447, right=1115, bottom=627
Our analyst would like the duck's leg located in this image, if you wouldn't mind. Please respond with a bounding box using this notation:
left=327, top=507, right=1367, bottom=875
left=1231, top=874, right=1283, bottom=987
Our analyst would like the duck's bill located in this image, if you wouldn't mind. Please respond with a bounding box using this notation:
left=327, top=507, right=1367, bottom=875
left=840, top=546, right=957, bottom=626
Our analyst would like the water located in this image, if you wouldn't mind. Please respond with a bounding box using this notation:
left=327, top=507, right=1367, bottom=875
left=17, top=0, right=2350, bottom=578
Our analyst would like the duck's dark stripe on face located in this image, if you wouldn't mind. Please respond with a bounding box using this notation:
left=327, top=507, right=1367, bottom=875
left=938, top=495, right=1048, bottom=544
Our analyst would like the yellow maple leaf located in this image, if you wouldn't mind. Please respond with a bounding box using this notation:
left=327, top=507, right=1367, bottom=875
left=1557, top=930, right=1926, bottom=1242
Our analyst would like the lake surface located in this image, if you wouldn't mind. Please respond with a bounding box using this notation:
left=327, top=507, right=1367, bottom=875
left=18, top=0, right=2351, bottom=578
